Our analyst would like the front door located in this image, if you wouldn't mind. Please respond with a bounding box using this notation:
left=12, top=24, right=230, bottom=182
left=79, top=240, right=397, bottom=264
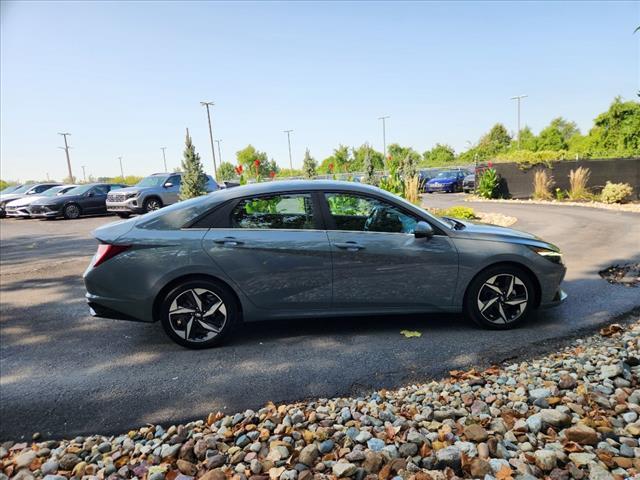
left=161, top=175, right=182, bottom=205
left=202, top=192, right=332, bottom=310
left=83, top=185, right=109, bottom=213
left=322, top=192, right=459, bottom=308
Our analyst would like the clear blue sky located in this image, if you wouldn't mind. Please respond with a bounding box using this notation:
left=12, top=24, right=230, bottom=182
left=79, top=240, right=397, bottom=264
left=1, top=1, right=638, bottom=181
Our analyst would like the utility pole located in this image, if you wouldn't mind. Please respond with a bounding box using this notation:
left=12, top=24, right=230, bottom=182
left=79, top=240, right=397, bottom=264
left=214, top=139, right=222, bottom=164
left=510, top=95, right=528, bottom=149
left=283, top=130, right=294, bottom=170
left=81, top=165, right=86, bottom=182
left=200, top=101, right=218, bottom=180
left=58, top=132, right=73, bottom=181
left=378, top=116, right=390, bottom=158
left=118, top=156, right=124, bottom=179
left=161, top=147, right=167, bottom=172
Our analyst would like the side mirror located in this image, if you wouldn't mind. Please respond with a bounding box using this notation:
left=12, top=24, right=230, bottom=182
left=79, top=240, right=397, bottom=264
left=414, top=221, right=434, bottom=239
left=164, top=182, right=173, bottom=188
left=86, top=191, right=94, bottom=197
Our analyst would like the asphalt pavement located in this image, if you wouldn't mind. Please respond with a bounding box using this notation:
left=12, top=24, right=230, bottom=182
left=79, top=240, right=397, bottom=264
left=1, top=198, right=639, bottom=440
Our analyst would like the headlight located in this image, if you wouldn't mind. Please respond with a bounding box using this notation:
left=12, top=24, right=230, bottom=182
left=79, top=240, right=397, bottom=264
left=529, top=246, right=563, bottom=265
left=126, top=192, right=138, bottom=199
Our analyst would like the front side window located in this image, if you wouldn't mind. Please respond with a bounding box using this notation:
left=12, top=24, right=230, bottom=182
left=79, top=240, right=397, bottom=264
left=94, top=185, right=110, bottom=195
left=231, top=194, right=314, bottom=230
left=166, top=175, right=181, bottom=186
left=325, top=193, right=418, bottom=234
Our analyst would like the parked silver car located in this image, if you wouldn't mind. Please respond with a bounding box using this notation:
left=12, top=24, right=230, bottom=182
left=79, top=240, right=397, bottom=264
left=85, top=180, right=566, bottom=348
left=0, top=183, right=61, bottom=217
left=106, top=172, right=219, bottom=217
left=5, top=185, right=77, bottom=218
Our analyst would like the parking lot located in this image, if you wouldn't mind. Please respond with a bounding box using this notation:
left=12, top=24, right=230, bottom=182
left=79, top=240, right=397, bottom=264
left=1, top=200, right=639, bottom=440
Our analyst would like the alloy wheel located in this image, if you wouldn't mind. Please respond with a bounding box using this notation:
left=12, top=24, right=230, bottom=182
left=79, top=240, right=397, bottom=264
left=168, top=288, right=227, bottom=343
left=145, top=199, right=161, bottom=212
left=476, top=274, right=528, bottom=324
left=65, top=204, right=80, bottom=219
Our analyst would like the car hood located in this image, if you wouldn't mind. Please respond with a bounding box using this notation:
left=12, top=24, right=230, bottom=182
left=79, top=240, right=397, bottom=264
left=32, top=194, right=83, bottom=206
left=6, top=195, right=45, bottom=207
left=109, top=186, right=146, bottom=195
left=0, top=193, right=25, bottom=203
left=451, top=219, right=559, bottom=250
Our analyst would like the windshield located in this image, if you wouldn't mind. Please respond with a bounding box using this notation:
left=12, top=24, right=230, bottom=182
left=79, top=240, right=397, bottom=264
left=41, top=186, right=70, bottom=197
left=135, top=176, right=167, bottom=188
left=5, top=184, right=32, bottom=194
left=436, top=171, right=458, bottom=179
left=0, top=185, right=20, bottom=194
left=64, top=185, right=93, bottom=195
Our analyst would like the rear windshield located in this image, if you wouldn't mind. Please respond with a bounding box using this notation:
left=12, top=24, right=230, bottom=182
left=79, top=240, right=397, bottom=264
left=136, top=192, right=222, bottom=230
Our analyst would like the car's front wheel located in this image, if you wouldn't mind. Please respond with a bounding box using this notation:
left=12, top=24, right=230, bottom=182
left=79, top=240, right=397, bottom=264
left=464, top=266, right=535, bottom=329
left=143, top=197, right=163, bottom=212
left=63, top=203, right=81, bottom=220
left=159, top=279, right=237, bottom=349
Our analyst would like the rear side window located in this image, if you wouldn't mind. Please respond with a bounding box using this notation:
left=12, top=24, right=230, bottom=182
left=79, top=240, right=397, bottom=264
left=231, top=194, right=314, bottom=230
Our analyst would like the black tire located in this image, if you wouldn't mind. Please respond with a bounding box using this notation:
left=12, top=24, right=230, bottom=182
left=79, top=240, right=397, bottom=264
left=143, top=197, right=163, bottom=212
left=63, top=203, right=81, bottom=220
left=117, top=213, right=131, bottom=219
left=464, top=265, right=535, bottom=330
left=159, top=279, right=237, bottom=349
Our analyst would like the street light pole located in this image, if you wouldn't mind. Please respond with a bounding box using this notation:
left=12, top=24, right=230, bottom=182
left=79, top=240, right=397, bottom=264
left=283, top=130, right=294, bottom=170
left=510, top=95, right=528, bottom=149
left=58, top=132, right=73, bottom=181
left=81, top=165, right=86, bottom=182
left=118, top=156, right=124, bottom=179
left=161, top=147, right=167, bottom=172
left=200, top=101, right=218, bottom=180
left=378, top=116, right=390, bottom=157
left=214, top=139, right=222, bottom=164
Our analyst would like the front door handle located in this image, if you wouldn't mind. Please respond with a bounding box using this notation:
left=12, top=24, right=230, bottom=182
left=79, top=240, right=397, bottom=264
left=333, top=241, right=365, bottom=252
left=213, top=237, right=244, bottom=247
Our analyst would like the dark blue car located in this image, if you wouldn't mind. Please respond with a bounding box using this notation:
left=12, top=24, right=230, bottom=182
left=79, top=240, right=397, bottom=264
left=425, top=170, right=468, bottom=193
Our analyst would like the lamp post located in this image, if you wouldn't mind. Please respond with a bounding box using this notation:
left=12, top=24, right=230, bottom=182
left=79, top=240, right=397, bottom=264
left=510, top=95, right=528, bottom=149
left=377, top=116, right=390, bottom=157
left=283, top=130, right=294, bottom=170
left=200, top=101, right=218, bottom=179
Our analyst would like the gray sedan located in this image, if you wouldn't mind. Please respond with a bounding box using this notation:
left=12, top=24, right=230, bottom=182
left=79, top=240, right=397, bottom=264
left=84, top=181, right=566, bottom=348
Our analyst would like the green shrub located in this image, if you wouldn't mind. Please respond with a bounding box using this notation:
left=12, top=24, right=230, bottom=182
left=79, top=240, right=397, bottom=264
left=476, top=168, right=501, bottom=199
left=600, top=181, right=634, bottom=204
left=428, top=206, right=478, bottom=220
left=567, top=167, right=591, bottom=201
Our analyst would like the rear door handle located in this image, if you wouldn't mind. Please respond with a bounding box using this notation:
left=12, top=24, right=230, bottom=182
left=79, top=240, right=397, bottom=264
left=213, top=237, right=244, bottom=247
left=333, top=241, right=365, bottom=251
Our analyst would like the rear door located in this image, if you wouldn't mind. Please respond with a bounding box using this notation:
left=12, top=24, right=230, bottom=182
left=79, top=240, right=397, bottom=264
left=202, top=192, right=332, bottom=310
left=322, top=192, right=458, bottom=309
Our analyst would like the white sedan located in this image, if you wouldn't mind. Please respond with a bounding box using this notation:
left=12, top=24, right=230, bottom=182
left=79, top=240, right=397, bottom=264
left=5, top=185, right=77, bottom=218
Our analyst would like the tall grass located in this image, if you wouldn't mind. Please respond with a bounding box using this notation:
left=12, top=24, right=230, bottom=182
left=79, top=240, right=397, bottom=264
left=403, top=176, right=421, bottom=205
left=568, top=167, right=591, bottom=200
left=532, top=169, right=554, bottom=200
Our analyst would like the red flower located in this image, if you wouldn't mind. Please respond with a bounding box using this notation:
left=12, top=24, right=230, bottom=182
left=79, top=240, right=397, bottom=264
left=269, top=171, right=276, bottom=179
left=235, top=165, right=244, bottom=175
left=488, top=161, right=493, bottom=168
left=328, top=163, right=334, bottom=172
left=254, top=159, right=261, bottom=167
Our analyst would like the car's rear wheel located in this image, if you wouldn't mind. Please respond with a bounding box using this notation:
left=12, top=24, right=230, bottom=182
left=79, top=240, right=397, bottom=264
left=143, top=197, right=162, bottom=212
left=63, top=203, right=81, bottom=220
left=464, top=265, right=535, bottom=329
left=159, top=279, right=237, bottom=349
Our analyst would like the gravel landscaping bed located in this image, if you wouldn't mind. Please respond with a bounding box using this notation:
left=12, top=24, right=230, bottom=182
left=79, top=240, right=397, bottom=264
left=3, top=321, right=640, bottom=480
left=465, top=197, right=640, bottom=214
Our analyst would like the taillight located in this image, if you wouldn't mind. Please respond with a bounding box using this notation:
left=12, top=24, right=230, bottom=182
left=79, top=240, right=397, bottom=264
left=93, top=243, right=131, bottom=267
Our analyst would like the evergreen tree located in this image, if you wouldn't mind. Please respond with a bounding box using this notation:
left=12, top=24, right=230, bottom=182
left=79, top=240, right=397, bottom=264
left=362, top=148, right=376, bottom=185
left=179, top=128, right=207, bottom=200
left=302, top=149, right=317, bottom=179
